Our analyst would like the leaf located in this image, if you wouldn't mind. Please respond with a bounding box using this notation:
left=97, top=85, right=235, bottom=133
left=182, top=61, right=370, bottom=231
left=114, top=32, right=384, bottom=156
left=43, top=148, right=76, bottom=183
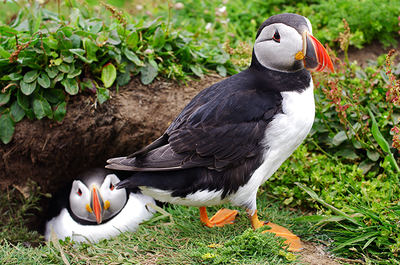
left=58, top=63, right=70, bottom=73
left=0, top=45, right=11, bottom=59
left=332, top=131, right=347, bottom=146
left=23, top=70, right=39, bottom=83
left=117, top=69, right=131, bottom=86
left=0, top=91, right=10, bottom=107
left=0, top=112, right=15, bottom=144
left=123, top=48, right=143, bottom=65
left=53, top=102, right=66, bottom=122
left=8, top=73, right=22, bottom=81
left=359, top=160, right=375, bottom=174
left=212, top=52, right=229, bottom=64
left=69, top=48, right=93, bottom=63
left=107, top=30, right=121, bottom=45
left=83, top=38, right=98, bottom=62
left=61, top=78, right=79, bottom=95
left=353, top=140, right=362, bottom=149
left=384, top=154, right=400, bottom=173
left=190, top=64, right=204, bottom=78
left=335, top=147, right=359, bottom=160
left=140, top=62, right=158, bottom=85
left=20, top=80, right=37, bottom=95
left=108, top=49, right=122, bottom=64
left=97, top=87, right=110, bottom=104
left=44, top=89, right=65, bottom=104
left=45, top=67, right=58, bottom=79
left=153, top=27, right=166, bottom=48
left=101, top=63, right=117, bottom=88
left=368, top=108, right=390, bottom=153
left=51, top=58, right=63, bottom=66
left=17, top=89, right=29, bottom=111
left=217, top=65, right=227, bottom=77
left=32, top=95, right=52, bottom=120
left=362, top=236, right=377, bottom=250
left=10, top=101, right=25, bottom=122
left=88, top=20, right=103, bottom=34
left=67, top=68, right=81, bottom=79
left=0, top=25, right=18, bottom=36
left=126, top=31, right=138, bottom=49
left=54, top=72, right=65, bottom=83
left=38, top=73, right=51, bottom=88
left=366, top=150, right=380, bottom=161
left=63, top=55, right=74, bottom=63
left=96, top=32, right=108, bottom=46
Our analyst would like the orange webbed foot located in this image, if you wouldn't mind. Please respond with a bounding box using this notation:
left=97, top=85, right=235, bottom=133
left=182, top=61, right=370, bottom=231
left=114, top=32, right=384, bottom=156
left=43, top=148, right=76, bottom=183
left=248, top=209, right=303, bottom=252
left=262, top=222, right=302, bottom=252
left=199, top=207, right=238, bottom=227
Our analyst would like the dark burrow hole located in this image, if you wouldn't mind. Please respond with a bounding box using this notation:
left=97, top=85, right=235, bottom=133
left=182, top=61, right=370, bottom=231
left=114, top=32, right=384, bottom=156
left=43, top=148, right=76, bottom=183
left=0, top=159, right=136, bottom=247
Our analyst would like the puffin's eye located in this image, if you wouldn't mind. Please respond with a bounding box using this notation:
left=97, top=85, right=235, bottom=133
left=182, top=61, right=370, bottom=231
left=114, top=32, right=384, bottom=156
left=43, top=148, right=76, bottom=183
left=272, top=30, right=280, bottom=43
left=77, top=188, right=82, bottom=196
left=109, top=183, right=115, bottom=191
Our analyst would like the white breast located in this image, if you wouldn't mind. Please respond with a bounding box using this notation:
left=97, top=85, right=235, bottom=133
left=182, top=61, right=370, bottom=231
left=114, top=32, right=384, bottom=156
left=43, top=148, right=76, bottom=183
left=45, top=193, right=155, bottom=243
left=230, top=80, right=315, bottom=209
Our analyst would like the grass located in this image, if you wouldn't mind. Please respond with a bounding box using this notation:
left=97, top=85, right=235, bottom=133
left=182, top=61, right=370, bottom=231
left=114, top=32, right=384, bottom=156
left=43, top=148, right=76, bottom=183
left=0, top=182, right=45, bottom=246
left=0, top=197, right=304, bottom=264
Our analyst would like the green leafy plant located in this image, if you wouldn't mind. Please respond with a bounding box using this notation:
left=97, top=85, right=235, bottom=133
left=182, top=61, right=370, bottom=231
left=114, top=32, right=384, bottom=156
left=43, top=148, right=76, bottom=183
left=140, top=0, right=400, bottom=48
left=0, top=1, right=238, bottom=144
left=309, top=32, right=400, bottom=175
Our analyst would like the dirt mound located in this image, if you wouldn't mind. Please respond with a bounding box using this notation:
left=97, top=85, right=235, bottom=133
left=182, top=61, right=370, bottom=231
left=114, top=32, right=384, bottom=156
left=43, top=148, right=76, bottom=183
left=0, top=75, right=222, bottom=193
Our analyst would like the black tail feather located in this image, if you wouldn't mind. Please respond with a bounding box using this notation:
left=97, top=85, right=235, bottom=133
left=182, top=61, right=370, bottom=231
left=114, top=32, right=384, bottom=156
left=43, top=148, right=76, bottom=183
left=116, top=178, right=135, bottom=190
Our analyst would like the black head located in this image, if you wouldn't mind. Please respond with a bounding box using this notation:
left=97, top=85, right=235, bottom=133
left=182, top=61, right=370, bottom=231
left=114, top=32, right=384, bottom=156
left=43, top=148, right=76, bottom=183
left=251, top=13, right=334, bottom=73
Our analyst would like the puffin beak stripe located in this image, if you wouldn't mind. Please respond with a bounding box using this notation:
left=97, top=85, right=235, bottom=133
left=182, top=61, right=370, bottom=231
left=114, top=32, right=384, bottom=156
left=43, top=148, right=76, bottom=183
left=91, top=187, right=103, bottom=224
left=304, top=33, right=334, bottom=72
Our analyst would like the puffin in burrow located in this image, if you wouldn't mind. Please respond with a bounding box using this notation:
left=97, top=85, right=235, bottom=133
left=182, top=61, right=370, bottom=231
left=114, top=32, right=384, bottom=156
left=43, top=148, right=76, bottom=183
left=106, top=13, right=333, bottom=251
left=44, top=168, right=155, bottom=243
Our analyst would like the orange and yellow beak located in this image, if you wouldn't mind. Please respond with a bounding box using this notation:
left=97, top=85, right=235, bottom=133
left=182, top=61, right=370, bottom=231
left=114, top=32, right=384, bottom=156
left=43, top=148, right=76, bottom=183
left=90, top=186, right=104, bottom=224
left=296, top=32, right=334, bottom=72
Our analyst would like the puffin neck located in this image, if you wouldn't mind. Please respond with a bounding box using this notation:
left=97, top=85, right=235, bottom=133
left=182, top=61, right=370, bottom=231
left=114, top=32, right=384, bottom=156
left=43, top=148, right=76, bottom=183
left=67, top=190, right=129, bottom=226
left=249, top=51, right=311, bottom=93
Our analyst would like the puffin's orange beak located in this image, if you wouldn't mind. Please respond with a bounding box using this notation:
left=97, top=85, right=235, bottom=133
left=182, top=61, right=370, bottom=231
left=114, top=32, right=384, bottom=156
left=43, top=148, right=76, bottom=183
left=300, top=32, right=334, bottom=72
left=91, top=186, right=104, bottom=224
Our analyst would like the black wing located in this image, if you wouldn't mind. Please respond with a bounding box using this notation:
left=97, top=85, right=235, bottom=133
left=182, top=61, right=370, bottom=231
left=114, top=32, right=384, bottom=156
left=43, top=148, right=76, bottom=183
left=106, top=70, right=282, bottom=172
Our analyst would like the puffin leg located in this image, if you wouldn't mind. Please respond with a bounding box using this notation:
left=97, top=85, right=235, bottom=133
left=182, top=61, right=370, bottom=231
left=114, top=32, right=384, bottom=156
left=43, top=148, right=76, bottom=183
left=199, top=207, right=238, bottom=227
left=247, top=209, right=303, bottom=252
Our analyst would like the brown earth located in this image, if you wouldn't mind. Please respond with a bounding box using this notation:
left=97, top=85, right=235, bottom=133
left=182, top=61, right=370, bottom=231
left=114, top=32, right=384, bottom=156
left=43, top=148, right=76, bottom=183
left=0, top=75, right=222, bottom=193
left=338, top=39, right=400, bottom=66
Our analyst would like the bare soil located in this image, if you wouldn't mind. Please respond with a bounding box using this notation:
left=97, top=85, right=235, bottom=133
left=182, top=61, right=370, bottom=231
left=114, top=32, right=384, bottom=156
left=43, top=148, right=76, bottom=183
left=0, top=75, right=221, bottom=193
left=339, top=39, right=400, bottom=66
left=299, top=242, right=343, bottom=265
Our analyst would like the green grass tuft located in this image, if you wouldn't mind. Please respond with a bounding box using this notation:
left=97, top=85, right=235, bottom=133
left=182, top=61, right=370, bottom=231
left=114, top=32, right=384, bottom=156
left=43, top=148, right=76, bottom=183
left=0, top=199, right=305, bottom=264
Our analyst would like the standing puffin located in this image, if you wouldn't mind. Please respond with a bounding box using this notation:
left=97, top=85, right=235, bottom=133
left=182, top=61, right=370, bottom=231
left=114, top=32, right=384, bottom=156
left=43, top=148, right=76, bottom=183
left=106, top=13, right=333, bottom=251
left=45, top=168, right=155, bottom=243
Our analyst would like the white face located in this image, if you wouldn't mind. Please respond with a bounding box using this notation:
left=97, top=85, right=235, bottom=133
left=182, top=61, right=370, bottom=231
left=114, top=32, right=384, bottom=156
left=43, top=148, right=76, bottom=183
left=99, top=174, right=127, bottom=221
left=254, top=22, right=308, bottom=72
left=69, top=174, right=127, bottom=223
